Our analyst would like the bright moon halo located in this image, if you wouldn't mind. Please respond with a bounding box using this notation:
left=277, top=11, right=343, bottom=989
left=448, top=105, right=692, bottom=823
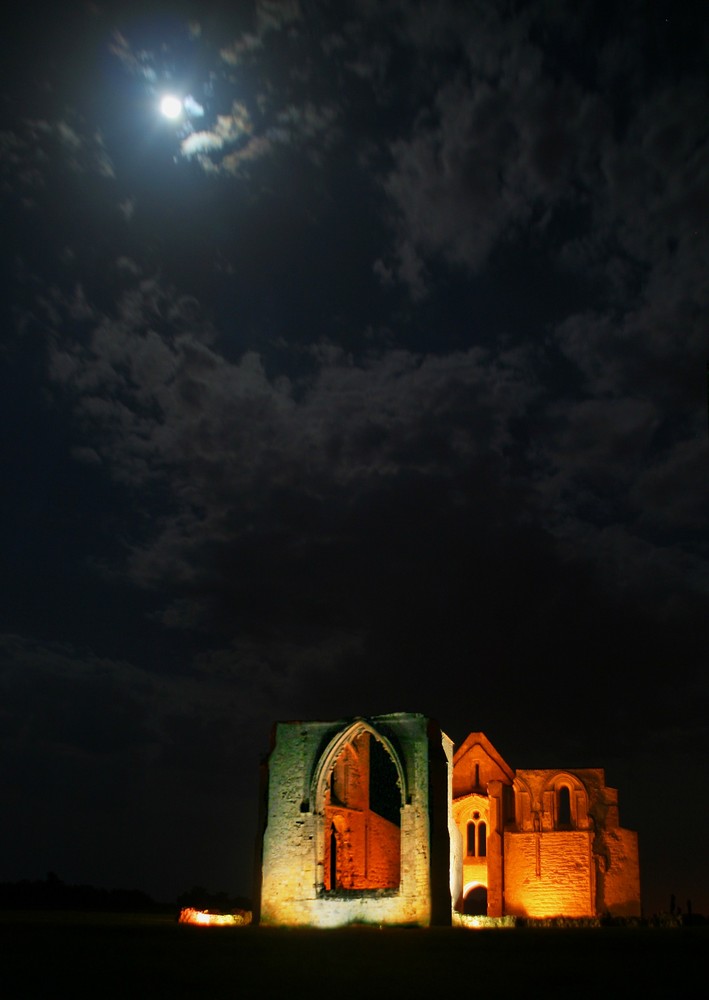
left=160, top=95, right=182, bottom=119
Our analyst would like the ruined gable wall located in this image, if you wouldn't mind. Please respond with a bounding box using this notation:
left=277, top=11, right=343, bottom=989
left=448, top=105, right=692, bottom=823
left=258, top=713, right=451, bottom=927
left=453, top=734, right=514, bottom=799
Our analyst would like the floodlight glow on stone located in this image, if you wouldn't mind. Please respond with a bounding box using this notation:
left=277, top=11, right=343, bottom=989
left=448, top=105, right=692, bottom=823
left=160, top=95, right=182, bottom=119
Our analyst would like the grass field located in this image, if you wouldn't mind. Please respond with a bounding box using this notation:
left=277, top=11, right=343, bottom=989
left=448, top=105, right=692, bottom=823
left=2, top=912, right=705, bottom=998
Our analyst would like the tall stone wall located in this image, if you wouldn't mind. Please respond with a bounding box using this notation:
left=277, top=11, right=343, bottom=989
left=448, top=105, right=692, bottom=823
left=256, top=713, right=453, bottom=927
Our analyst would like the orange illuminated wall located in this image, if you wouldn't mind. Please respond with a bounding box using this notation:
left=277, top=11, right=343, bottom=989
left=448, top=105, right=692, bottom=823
left=452, top=734, right=514, bottom=917
left=452, top=736, right=641, bottom=920
left=256, top=719, right=641, bottom=927
left=323, top=731, right=400, bottom=890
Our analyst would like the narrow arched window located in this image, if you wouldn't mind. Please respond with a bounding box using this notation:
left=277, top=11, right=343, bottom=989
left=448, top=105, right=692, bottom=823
left=478, top=821, right=486, bottom=857
left=558, top=785, right=571, bottom=827
left=467, top=821, right=476, bottom=856
left=330, top=825, right=338, bottom=889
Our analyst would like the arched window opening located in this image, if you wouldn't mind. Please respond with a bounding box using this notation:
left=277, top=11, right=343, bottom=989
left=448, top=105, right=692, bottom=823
left=323, top=729, right=401, bottom=891
left=369, top=734, right=401, bottom=825
left=467, top=821, right=476, bottom=856
left=558, top=785, right=572, bottom=827
left=466, top=814, right=487, bottom=857
left=329, top=825, right=338, bottom=890
left=503, top=783, right=516, bottom=825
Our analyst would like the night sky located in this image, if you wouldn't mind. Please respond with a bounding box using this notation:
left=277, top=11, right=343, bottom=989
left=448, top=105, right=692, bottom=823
left=1, top=0, right=707, bottom=918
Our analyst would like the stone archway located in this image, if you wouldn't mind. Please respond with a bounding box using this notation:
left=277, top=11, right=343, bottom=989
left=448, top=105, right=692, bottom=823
left=463, top=885, right=488, bottom=916
left=313, top=722, right=404, bottom=892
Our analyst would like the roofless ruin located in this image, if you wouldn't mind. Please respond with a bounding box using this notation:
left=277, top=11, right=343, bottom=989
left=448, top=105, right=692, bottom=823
left=255, top=713, right=640, bottom=927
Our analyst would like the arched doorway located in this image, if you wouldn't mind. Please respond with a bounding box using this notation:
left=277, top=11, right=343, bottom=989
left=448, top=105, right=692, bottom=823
left=463, top=885, right=488, bottom=916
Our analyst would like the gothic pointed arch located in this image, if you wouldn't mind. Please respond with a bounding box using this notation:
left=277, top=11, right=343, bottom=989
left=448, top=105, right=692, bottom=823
left=311, top=719, right=408, bottom=807
left=312, top=719, right=406, bottom=892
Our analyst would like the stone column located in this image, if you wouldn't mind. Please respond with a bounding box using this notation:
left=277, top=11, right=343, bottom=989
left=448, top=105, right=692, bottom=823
left=487, top=779, right=505, bottom=917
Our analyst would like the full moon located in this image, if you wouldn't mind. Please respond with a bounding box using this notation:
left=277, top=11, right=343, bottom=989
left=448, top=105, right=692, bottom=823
left=160, top=95, right=182, bottom=119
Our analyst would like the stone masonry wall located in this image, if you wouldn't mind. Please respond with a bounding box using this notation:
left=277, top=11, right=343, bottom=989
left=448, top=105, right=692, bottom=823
left=504, top=830, right=594, bottom=918
left=256, top=721, right=640, bottom=925
left=257, top=713, right=452, bottom=927
left=598, top=827, right=641, bottom=916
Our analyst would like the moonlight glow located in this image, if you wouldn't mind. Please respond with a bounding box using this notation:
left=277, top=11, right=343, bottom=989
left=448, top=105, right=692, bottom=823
left=160, top=95, right=182, bottom=119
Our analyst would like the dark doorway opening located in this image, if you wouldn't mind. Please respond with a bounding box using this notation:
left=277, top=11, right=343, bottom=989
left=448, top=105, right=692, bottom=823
left=463, top=886, right=488, bottom=916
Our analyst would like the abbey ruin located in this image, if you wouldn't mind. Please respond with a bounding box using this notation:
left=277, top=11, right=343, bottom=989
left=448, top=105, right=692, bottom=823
left=255, top=713, right=641, bottom=927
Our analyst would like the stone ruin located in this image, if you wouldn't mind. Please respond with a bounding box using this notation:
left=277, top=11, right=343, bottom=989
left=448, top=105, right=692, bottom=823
left=254, top=712, right=641, bottom=927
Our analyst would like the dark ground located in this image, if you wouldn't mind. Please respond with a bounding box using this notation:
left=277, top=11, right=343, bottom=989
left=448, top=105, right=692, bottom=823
left=1, top=912, right=706, bottom=998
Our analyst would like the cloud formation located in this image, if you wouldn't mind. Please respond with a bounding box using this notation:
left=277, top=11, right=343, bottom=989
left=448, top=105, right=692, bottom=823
left=2, top=0, right=707, bottom=912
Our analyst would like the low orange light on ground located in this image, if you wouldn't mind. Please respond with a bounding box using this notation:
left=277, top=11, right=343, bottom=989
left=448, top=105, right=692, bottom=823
left=178, top=907, right=252, bottom=927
